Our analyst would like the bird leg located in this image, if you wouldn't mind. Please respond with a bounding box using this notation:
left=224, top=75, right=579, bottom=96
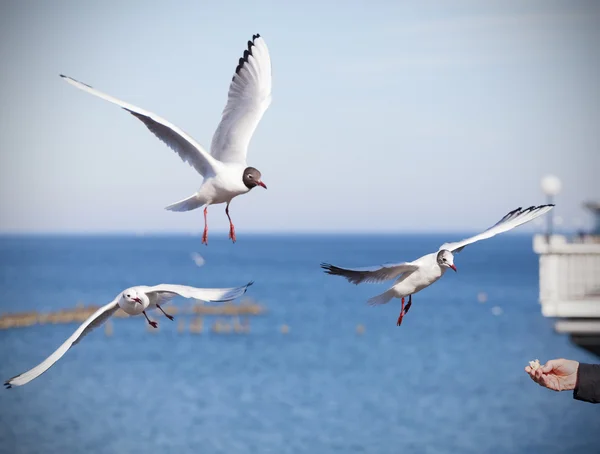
left=156, top=304, right=174, bottom=321
left=202, top=206, right=209, bottom=245
left=143, top=311, right=158, bottom=328
left=225, top=202, right=236, bottom=243
left=396, top=295, right=412, bottom=326
left=396, top=297, right=405, bottom=326
left=404, top=295, right=412, bottom=314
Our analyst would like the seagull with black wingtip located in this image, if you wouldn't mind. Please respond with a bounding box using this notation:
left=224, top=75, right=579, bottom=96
left=60, top=34, right=271, bottom=245
left=321, top=205, right=554, bottom=326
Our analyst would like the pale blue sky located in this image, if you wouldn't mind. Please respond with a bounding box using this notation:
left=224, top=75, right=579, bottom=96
left=1, top=0, right=598, bottom=233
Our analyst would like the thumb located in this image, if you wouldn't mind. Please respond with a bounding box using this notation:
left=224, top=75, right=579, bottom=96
left=541, top=359, right=561, bottom=373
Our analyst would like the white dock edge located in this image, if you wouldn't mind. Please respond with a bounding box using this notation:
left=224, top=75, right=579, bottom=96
left=533, top=233, right=600, bottom=355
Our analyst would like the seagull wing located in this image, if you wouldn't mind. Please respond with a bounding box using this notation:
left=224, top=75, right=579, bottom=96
left=146, top=281, right=253, bottom=303
left=440, top=204, right=555, bottom=253
left=210, top=34, right=272, bottom=165
left=320, top=262, right=419, bottom=285
left=60, top=75, right=220, bottom=177
left=4, top=298, right=120, bottom=388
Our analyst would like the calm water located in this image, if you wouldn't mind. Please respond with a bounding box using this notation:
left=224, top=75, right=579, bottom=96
left=0, top=234, right=598, bottom=454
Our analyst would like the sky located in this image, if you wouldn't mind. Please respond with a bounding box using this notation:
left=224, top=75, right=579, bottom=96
left=0, top=0, right=599, bottom=234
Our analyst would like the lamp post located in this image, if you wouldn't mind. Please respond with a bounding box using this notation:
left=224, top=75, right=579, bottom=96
left=540, top=175, right=562, bottom=242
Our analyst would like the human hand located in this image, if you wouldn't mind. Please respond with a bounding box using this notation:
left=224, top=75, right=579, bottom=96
left=525, top=358, right=579, bottom=392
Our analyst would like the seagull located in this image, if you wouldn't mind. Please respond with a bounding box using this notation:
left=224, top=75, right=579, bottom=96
left=60, top=33, right=271, bottom=245
left=321, top=205, right=554, bottom=327
left=4, top=282, right=253, bottom=388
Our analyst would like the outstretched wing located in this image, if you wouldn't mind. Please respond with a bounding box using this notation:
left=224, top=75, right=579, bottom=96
left=60, top=75, right=220, bottom=177
left=439, top=204, right=554, bottom=253
left=4, top=298, right=120, bottom=388
left=210, top=34, right=272, bottom=164
left=321, top=262, right=419, bottom=285
left=146, top=282, right=253, bottom=303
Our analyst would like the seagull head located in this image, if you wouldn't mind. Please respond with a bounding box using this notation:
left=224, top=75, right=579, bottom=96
left=437, top=249, right=457, bottom=272
left=243, top=167, right=267, bottom=190
left=122, top=288, right=143, bottom=305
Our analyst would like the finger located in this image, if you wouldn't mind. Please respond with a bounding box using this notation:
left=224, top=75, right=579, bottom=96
left=525, top=366, right=532, bottom=373
left=529, top=373, right=541, bottom=384
left=538, top=375, right=557, bottom=391
left=535, top=369, right=544, bottom=380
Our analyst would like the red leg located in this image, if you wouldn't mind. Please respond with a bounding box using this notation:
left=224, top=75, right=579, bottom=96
left=143, top=311, right=158, bottom=328
left=226, top=203, right=236, bottom=243
left=202, top=206, right=209, bottom=245
left=396, top=297, right=405, bottom=326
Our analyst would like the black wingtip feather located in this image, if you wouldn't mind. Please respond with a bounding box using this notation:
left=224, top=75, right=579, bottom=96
left=320, top=263, right=337, bottom=275
left=497, top=204, right=555, bottom=226
left=232, top=34, right=262, bottom=80
left=60, top=74, right=94, bottom=89
left=4, top=382, right=12, bottom=389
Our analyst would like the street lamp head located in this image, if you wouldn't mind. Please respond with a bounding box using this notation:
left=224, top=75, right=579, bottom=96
left=541, top=175, right=562, bottom=197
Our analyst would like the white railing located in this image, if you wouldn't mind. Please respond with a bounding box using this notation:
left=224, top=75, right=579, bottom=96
left=533, top=234, right=600, bottom=318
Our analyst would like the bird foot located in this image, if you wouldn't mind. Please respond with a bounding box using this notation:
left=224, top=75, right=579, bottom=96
left=229, top=225, right=236, bottom=243
left=149, top=321, right=158, bottom=329
left=165, top=314, right=174, bottom=321
left=202, top=230, right=208, bottom=246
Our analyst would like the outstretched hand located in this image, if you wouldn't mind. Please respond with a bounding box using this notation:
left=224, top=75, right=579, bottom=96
left=525, top=358, right=579, bottom=392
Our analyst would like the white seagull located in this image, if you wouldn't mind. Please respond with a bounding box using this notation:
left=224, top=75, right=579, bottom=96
left=4, top=282, right=253, bottom=388
left=321, top=205, right=554, bottom=326
left=60, top=33, right=271, bottom=245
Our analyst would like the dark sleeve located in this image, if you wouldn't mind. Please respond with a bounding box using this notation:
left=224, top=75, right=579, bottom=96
left=573, top=363, right=600, bottom=404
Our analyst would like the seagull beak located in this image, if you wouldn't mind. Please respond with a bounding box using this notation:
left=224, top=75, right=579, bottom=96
left=133, top=297, right=142, bottom=304
left=257, top=181, right=267, bottom=189
left=450, top=264, right=457, bottom=272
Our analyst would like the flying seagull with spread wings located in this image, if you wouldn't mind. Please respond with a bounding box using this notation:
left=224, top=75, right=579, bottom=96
left=61, top=34, right=271, bottom=245
left=4, top=282, right=253, bottom=387
left=321, top=205, right=554, bottom=326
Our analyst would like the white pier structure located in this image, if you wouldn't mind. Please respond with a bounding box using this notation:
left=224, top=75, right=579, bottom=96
left=533, top=200, right=600, bottom=356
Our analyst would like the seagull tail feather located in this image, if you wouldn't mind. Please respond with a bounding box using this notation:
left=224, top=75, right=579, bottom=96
left=165, top=194, right=205, bottom=212
left=367, top=289, right=395, bottom=306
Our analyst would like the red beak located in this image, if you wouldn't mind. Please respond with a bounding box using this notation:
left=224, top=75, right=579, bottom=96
left=133, top=297, right=142, bottom=304
left=450, top=264, right=457, bottom=272
left=258, top=181, right=267, bottom=189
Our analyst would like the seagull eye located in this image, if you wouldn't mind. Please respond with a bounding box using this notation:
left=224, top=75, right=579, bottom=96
left=126, top=294, right=130, bottom=297
left=248, top=175, right=253, bottom=179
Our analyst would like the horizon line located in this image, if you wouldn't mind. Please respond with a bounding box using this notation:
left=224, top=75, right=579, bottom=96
left=0, top=230, right=554, bottom=237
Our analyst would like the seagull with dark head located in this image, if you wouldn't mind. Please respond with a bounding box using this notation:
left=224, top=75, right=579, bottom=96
left=321, top=205, right=554, bottom=326
left=60, top=33, right=272, bottom=245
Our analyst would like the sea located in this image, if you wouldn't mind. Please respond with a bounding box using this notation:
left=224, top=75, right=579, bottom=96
left=0, top=234, right=598, bottom=454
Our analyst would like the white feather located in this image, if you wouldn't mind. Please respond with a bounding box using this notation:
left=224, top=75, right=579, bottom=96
left=4, top=298, right=120, bottom=387
left=60, top=75, right=219, bottom=177
left=146, top=282, right=253, bottom=304
left=440, top=205, right=554, bottom=253
left=210, top=35, right=272, bottom=165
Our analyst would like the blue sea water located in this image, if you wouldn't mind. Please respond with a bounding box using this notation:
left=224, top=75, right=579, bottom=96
left=0, top=234, right=598, bottom=454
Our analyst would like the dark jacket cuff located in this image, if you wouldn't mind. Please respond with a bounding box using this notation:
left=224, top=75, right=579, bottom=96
left=573, top=363, right=600, bottom=404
